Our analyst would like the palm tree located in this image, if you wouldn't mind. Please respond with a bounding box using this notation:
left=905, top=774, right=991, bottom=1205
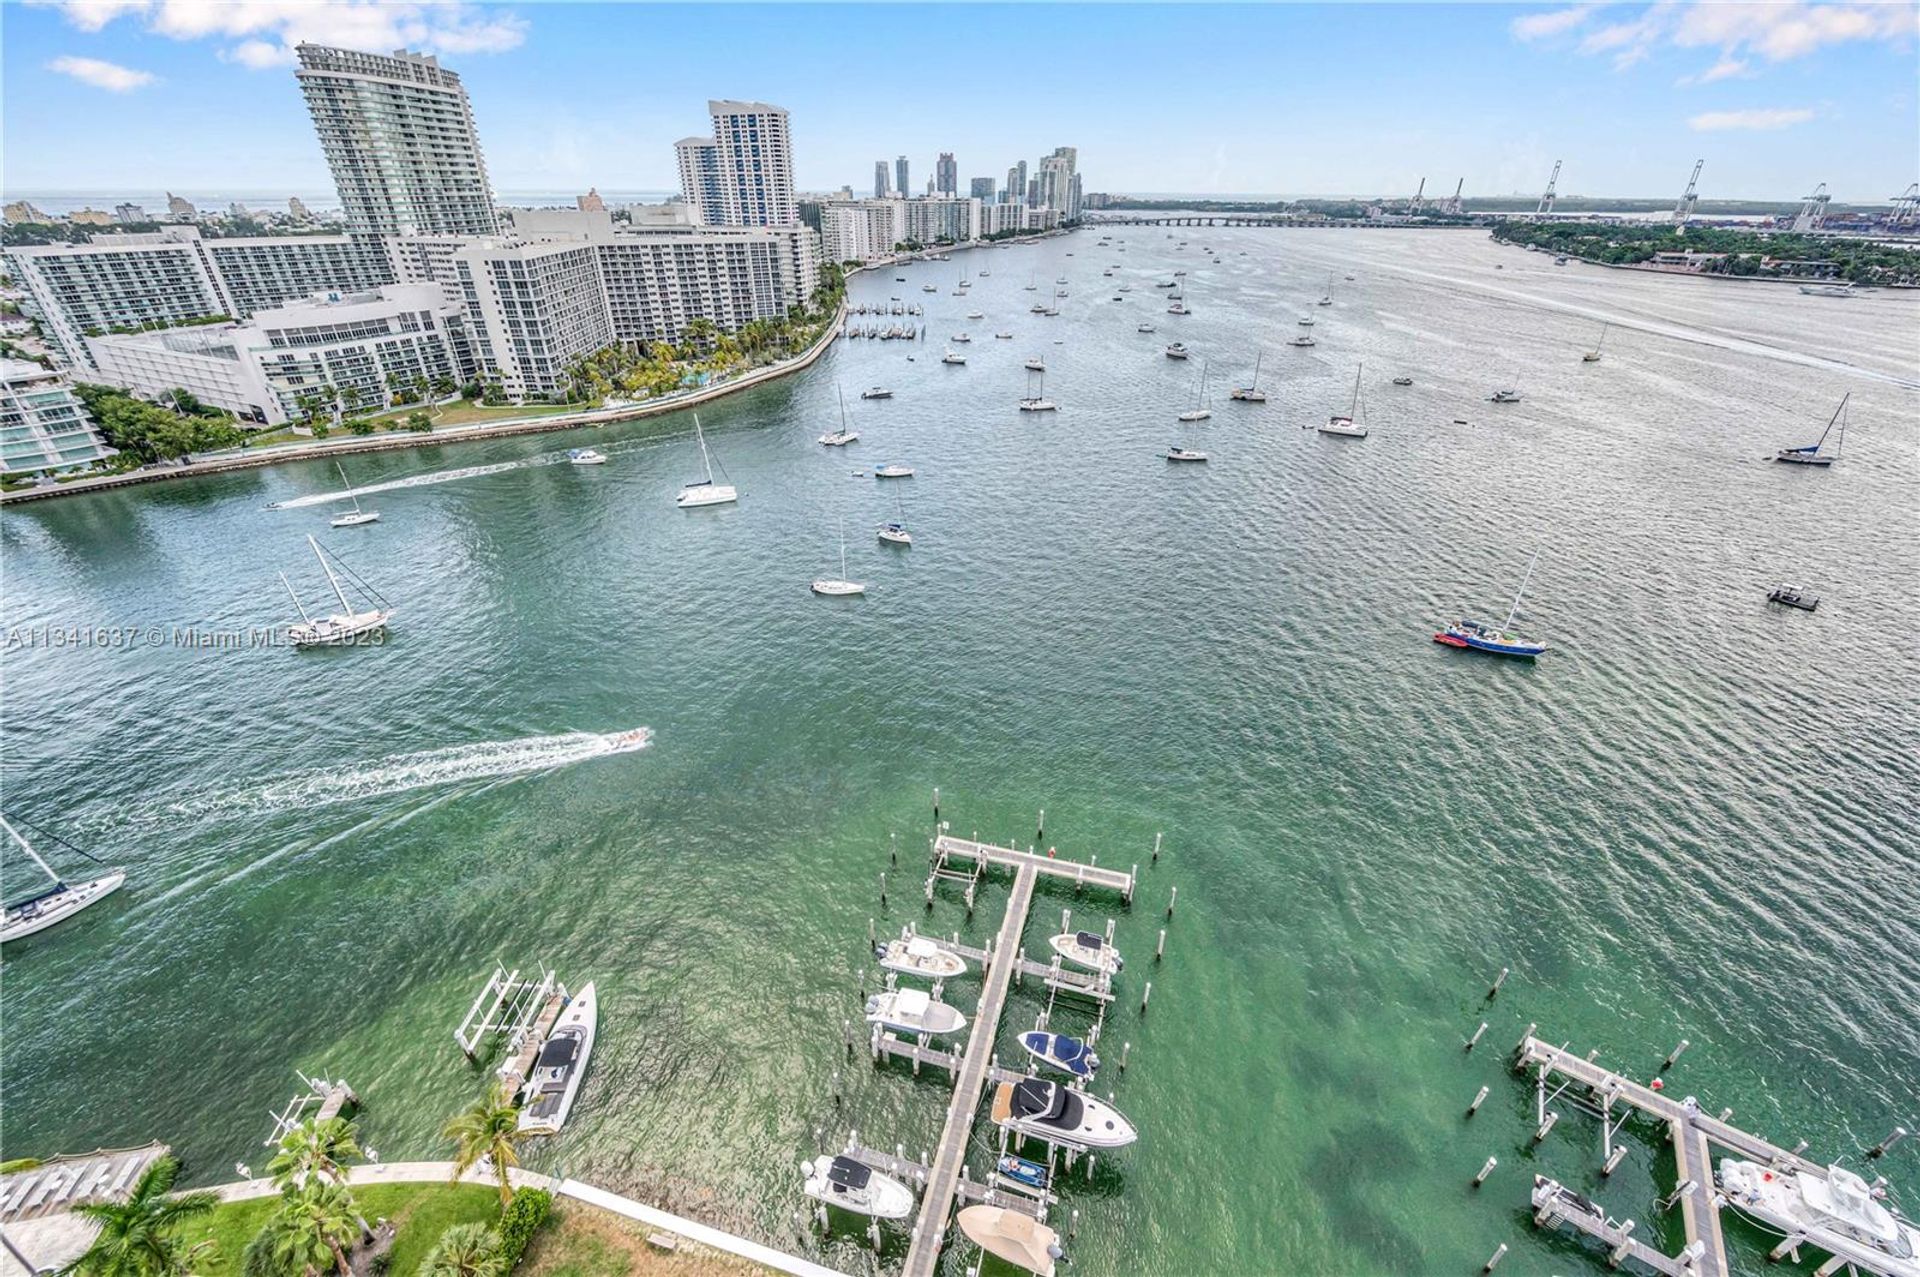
left=266, top=1117, right=361, bottom=1190
left=443, top=1084, right=526, bottom=1206
left=419, top=1224, right=504, bottom=1277
left=60, top=1156, right=219, bottom=1277
left=251, top=1183, right=358, bottom=1277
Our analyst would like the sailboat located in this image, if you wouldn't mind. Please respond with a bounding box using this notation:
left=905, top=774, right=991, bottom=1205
left=676, top=414, right=737, bottom=506
left=1, top=814, right=126, bottom=944
left=811, top=522, right=866, bottom=596
left=282, top=535, right=392, bottom=647
left=1019, top=368, right=1057, bottom=412
left=1318, top=273, right=1334, bottom=306
left=1582, top=323, right=1608, bottom=363
left=1178, top=361, right=1213, bottom=422
left=1318, top=365, right=1369, bottom=437
left=1434, top=549, right=1548, bottom=658
left=1774, top=394, right=1848, bottom=466
left=1230, top=352, right=1267, bottom=402
left=820, top=386, right=859, bottom=447
left=878, top=489, right=912, bottom=545
left=328, top=461, right=379, bottom=527
left=1166, top=284, right=1188, bottom=316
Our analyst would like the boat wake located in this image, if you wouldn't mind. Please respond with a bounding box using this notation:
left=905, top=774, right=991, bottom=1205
left=266, top=455, right=565, bottom=509
left=158, top=728, right=652, bottom=821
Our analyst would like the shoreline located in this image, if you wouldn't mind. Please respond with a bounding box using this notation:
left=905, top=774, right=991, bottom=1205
left=1496, top=238, right=1920, bottom=289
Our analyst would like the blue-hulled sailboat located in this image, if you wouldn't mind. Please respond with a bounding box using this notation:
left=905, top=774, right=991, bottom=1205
left=1435, top=549, right=1548, bottom=658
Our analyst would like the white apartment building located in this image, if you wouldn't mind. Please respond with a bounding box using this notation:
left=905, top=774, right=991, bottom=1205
left=819, top=200, right=905, bottom=263
left=0, top=359, right=117, bottom=475
left=679, top=100, right=799, bottom=229
left=674, top=137, right=727, bottom=225
left=451, top=238, right=612, bottom=401
left=295, top=44, right=499, bottom=238
left=202, top=236, right=391, bottom=315
left=901, top=197, right=982, bottom=246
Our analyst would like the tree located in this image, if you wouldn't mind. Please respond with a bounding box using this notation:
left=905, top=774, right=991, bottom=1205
left=60, top=1156, right=218, bottom=1277
left=249, top=1183, right=359, bottom=1277
left=443, top=1083, right=527, bottom=1206
left=267, top=1117, right=360, bottom=1191
left=419, top=1224, right=504, bottom=1277
left=406, top=411, right=433, bottom=433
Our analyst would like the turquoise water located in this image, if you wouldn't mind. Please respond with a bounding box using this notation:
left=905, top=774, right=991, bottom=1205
left=5, top=229, right=1917, bottom=1276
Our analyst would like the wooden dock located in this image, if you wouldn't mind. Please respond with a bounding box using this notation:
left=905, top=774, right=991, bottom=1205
left=1530, top=1176, right=1688, bottom=1277
left=931, top=834, right=1137, bottom=900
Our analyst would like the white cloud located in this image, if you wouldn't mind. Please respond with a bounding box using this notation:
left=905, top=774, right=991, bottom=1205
left=45, top=53, right=156, bottom=90
left=1687, top=106, right=1817, bottom=130
left=1678, top=53, right=1752, bottom=83
left=1511, top=4, right=1605, bottom=41
left=1521, top=1, right=1916, bottom=74
left=33, top=0, right=527, bottom=68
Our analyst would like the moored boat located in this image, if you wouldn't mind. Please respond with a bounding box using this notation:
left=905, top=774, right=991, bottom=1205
left=957, top=1205, right=1064, bottom=1277
left=875, top=933, right=963, bottom=978
left=1435, top=548, right=1547, bottom=658
left=990, top=1078, right=1137, bottom=1148
left=803, top=1155, right=916, bottom=1220
left=1019, top=1030, right=1099, bottom=1079
left=865, top=986, right=966, bottom=1036
left=518, top=982, right=597, bottom=1134
left=1048, top=929, right=1124, bottom=974
left=1775, top=394, right=1848, bottom=466
left=283, top=534, right=392, bottom=647
left=1, top=815, right=126, bottom=945
left=1719, top=1159, right=1919, bottom=1277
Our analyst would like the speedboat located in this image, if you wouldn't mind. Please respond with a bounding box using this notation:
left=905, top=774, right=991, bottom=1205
left=958, top=1206, right=1064, bottom=1277
left=875, top=933, right=965, bottom=979
left=1019, top=1030, right=1099, bottom=1079
left=1165, top=343, right=1189, bottom=360
left=877, top=520, right=912, bottom=546
left=1166, top=446, right=1207, bottom=463
left=1768, top=583, right=1818, bottom=611
left=1719, top=1160, right=1919, bottom=1277
left=602, top=728, right=653, bottom=754
left=942, top=351, right=967, bottom=365
left=873, top=463, right=915, bottom=478
left=990, top=1078, right=1137, bottom=1148
left=1048, top=930, right=1123, bottom=975
left=567, top=448, right=607, bottom=466
left=865, top=986, right=966, bottom=1036
left=802, top=1155, right=915, bottom=1220
left=861, top=387, right=894, bottom=400
left=1489, top=389, right=1522, bottom=403
left=1391, top=377, right=1413, bottom=386
left=518, top=982, right=597, bottom=1134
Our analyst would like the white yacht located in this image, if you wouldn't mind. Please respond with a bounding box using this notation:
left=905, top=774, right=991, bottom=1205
left=1230, top=352, right=1267, bottom=402
left=874, top=932, right=966, bottom=979
left=803, top=1156, right=915, bottom=1220
left=966, top=311, right=984, bottom=320
left=811, top=524, right=865, bottom=597
left=1, top=815, right=126, bottom=945
left=1776, top=394, right=1848, bottom=465
left=1798, top=281, right=1856, bottom=298
left=990, top=1078, right=1137, bottom=1148
left=1165, top=446, right=1208, bottom=463
left=518, top=982, right=597, bottom=1134
left=1165, top=342, right=1190, bottom=360
left=328, top=461, right=380, bottom=526
left=942, top=350, right=968, bottom=365
left=1318, top=272, right=1335, bottom=306
left=1290, top=332, right=1316, bottom=348
left=676, top=414, right=737, bottom=507
left=283, top=534, right=392, bottom=647
left=951, top=332, right=973, bottom=343
left=1178, top=361, right=1213, bottom=422
left=1319, top=365, right=1370, bottom=438
left=1720, top=1160, right=1919, bottom=1277
left=865, top=986, right=966, bottom=1036
left=820, top=386, right=859, bottom=447
left=861, top=386, right=894, bottom=400
left=567, top=448, right=608, bottom=466
left=1048, top=929, right=1124, bottom=975
left=878, top=489, right=912, bottom=545
left=1137, top=323, right=1156, bottom=333
left=873, top=463, right=915, bottom=478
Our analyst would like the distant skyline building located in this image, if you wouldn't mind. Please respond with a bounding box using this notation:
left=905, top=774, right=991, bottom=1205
left=895, top=156, right=909, bottom=201
left=577, top=188, right=605, bottom=213
left=1014, top=160, right=1029, bottom=207
left=295, top=44, right=498, bottom=239
left=1004, top=166, right=1020, bottom=204
left=114, top=203, right=149, bottom=225
left=970, top=177, right=995, bottom=201
left=936, top=152, right=957, bottom=197
left=874, top=160, right=888, bottom=198
left=166, top=193, right=196, bottom=220
left=288, top=196, right=313, bottom=221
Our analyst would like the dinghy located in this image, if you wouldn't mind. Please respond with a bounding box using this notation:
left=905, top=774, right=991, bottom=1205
left=958, top=1206, right=1064, bottom=1277
left=1019, top=1030, right=1099, bottom=1079
left=990, top=1078, right=1138, bottom=1148
left=802, top=1155, right=915, bottom=1219
left=995, top=1155, right=1049, bottom=1190
left=1048, top=929, right=1123, bottom=974
left=865, top=986, right=967, bottom=1036
left=874, top=934, right=966, bottom=979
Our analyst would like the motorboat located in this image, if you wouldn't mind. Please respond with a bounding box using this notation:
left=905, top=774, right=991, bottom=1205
left=942, top=350, right=968, bottom=365
left=602, top=728, right=653, bottom=753
left=995, top=332, right=1014, bottom=340
left=922, top=283, right=937, bottom=292
left=873, top=463, right=915, bottom=478
left=802, top=1155, right=915, bottom=1220
left=1391, top=377, right=1413, bottom=387
left=811, top=524, right=865, bottom=597
left=865, top=986, right=966, bottom=1036
left=1137, top=323, right=1156, bottom=333
left=861, top=387, right=894, bottom=400
left=990, top=1078, right=1137, bottom=1148
left=567, top=448, right=607, bottom=466
left=1167, top=301, right=1188, bottom=315
left=1798, top=282, right=1855, bottom=298
left=995, top=1156, right=1049, bottom=1191
left=1, top=815, right=126, bottom=945
left=1030, top=303, right=1049, bottom=314
left=283, top=534, right=392, bottom=647
left=676, top=414, right=737, bottom=507
left=1719, top=1160, right=1919, bottom=1277
left=1166, top=447, right=1207, bottom=463
left=874, top=933, right=965, bottom=978
left=878, top=521, right=912, bottom=546
left=951, top=332, right=973, bottom=343
left=1344, top=273, right=1356, bottom=281
left=1048, top=929, right=1123, bottom=975
left=1435, top=548, right=1547, bottom=658
left=1156, top=281, right=1176, bottom=289
left=1776, top=394, right=1848, bottom=465
left=820, top=386, right=859, bottom=447
left=966, top=311, right=984, bottom=320
left=1298, top=316, right=1314, bottom=327
left=1019, top=1030, right=1099, bottom=1079
left=958, top=1206, right=1064, bottom=1277
left=1489, top=389, right=1522, bottom=403
left=518, top=982, right=597, bottom=1134
left=1024, top=358, right=1046, bottom=372
left=1768, top=583, right=1818, bottom=611
left=1165, top=343, right=1189, bottom=360
left=328, top=461, right=380, bottom=526
left=1290, top=334, right=1316, bottom=347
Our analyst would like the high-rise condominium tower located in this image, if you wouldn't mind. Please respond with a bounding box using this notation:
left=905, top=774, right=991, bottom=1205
left=706, top=100, right=796, bottom=227
left=875, top=161, right=889, bottom=198
left=895, top=156, right=910, bottom=200
left=936, top=153, right=957, bottom=197
left=295, top=44, right=498, bottom=238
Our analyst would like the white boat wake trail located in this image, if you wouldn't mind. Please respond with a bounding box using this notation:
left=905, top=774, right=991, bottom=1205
left=267, top=455, right=563, bottom=509
left=157, top=728, right=652, bottom=822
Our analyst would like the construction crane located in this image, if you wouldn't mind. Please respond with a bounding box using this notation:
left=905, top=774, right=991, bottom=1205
left=1673, top=160, right=1704, bottom=225
left=1891, top=182, right=1919, bottom=228
left=1442, top=178, right=1465, bottom=215
left=1537, top=161, right=1561, bottom=216
left=1792, top=182, right=1830, bottom=232
left=1408, top=177, right=1426, bottom=214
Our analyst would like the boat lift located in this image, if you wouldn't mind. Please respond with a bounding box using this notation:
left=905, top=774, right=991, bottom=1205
left=264, top=1068, right=359, bottom=1147
left=455, top=963, right=561, bottom=1062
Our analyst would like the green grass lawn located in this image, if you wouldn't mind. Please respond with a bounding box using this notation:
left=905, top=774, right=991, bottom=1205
left=186, top=1183, right=500, bottom=1277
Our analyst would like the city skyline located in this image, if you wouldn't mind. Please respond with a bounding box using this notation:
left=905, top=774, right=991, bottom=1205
left=5, top=2, right=1916, bottom=202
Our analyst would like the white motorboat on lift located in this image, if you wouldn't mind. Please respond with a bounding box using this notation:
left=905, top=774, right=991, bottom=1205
left=1047, top=929, right=1124, bottom=974
left=517, top=981, right=597, bottom=1134
left=1719, top=1159, right=1920, bottom=1277
left=803, top=1155, right=916, bottom=1220
left=1018, top=1029, right=1099, bottom=1079
left=990, top=1078, right=1137, bottom=1148
left=874, top=932, right=965, bottom=979
left=1, top=815, right=126, bottom=945
left=676, top=414, right=737, bottom=506
left=865, top=986, right=967, bottom=1036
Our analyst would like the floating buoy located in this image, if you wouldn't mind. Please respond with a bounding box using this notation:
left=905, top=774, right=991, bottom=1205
left=1650, top=1078, right=1665, bottom=1091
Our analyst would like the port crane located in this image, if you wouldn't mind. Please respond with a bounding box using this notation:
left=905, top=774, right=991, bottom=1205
left=1537, top=161, right=1561, bottom=215
left=1673, top=159, right=1704, bottom=224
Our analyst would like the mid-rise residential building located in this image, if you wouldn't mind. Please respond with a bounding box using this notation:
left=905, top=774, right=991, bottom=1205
left=4, top=200, right=50, bottom=225
left=295, top=44, right=499, bottom=238
left=115, top=203, right=150, bottom=225
left=71, top=209, right=114, bottom=226
left=820, top=200, right=904, bottom=262
left=202, top=235, right=392, bottom=316
left=0, top=358, right=117, bottom=475
left=936, top=153, right=957, bottom=197
left=901, top=197, right=981, bottom=246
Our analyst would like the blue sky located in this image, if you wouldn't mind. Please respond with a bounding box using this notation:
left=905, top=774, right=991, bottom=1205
left=4, top=2, right=1916, bottom=202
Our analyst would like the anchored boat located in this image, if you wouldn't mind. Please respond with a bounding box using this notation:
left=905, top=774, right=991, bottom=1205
left=676, top=414, right=737, bottom=507
left=803, top=1155, right=916, bottom=1220
left=1775, top=394, right=1848, bottom=466
left=1165, top=446, right=1208, bottom=463
left=282, top=535, right=392, bottom=647
left=1768, top=583, right=1819, bottom=611
left=861, top=386, right=894, bottom=400
left=820, top=386, right=859, bottom=447
left=1229, top=352, right=1267, bottom=402
left=1318, top=365, right=1370, bottom=438
left=1, top=815, right=126, bottom=945
left=1435, top=548, right=1547, bottom=658
left=518, top=981, right=597, bottom=1134
left=810, top=524, right=865, bottom=597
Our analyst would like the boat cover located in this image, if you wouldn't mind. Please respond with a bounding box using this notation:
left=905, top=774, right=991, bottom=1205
left=827, top=1157, right=871, bottom=1190
left=957, top=1206, right=1060, bottom=1275
left=1053, top=1036, right=1092, bottom=1067
left=894, top=987, right=930, bottom=1016
left=1074, top=931, right=1103, bottom=950
left=1010, top=1079, right=1082, bottom=1128
left=537, top=1033, right=580, bottom=1069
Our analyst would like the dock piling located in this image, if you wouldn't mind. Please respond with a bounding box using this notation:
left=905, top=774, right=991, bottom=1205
left=1603, top=1146, right=1628, bottom=1175
left=1488, top=967, right=1510, bottom=999
left=1166, top=886, right=1177, bottom=918
left=1662, top=1039, right=1690, bottom=1071
left=1515, top=1023, right=1537, bottom=1056
left=1465, top=1022, right=1488, bottom=1051
left=1870, top=1126, right=1908, bottom=1158
left=1609, top=1221, right=1638, bottom=1266
left=1152, top=832, right=1161, bottom=863
left=1140, top=981, right=1152, bottom=1014
left=1768, top=1232, right=1805, bottom=1262
left=881, top=872, right=888, bottom=905
left=1120, top=1042, right=1131, bottom=1071
left=1473, top=1156, right=1498, bottom=1187
left=1070, top=1209, right=1078, bottom=1239
left=1483, top=1243, right=1508, bottom=1272
left=1467, top=1086, right=1489, bottom=1117
left=1156, top=929, right=1166, bottom=961
left=1534, top=1112, right=1559, bottom=1143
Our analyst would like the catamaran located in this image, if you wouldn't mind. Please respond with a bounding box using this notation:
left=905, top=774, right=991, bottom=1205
left=328, top=461, right=380, bottom=526
left=1719, top=1159, right=1920, bottom=1277
left=1775, top=393, right=1848, bottom=466
left=1582, top=323, right=1608, bottom=363
left=811, top=523, right=865, bottom=597
left=518, top=982, right=597, bottom=1134
left=1318, top=365, right=1370, bottom=437
left=1434, top=548, right=1548, bottom=658
left=283, top=535, right=392, bottom=647
left=1020, top=368, right=1058, bottom=412
left=676, top=414, right=737, bottom=506
left=1178, top=361, right=1213, bottom=422
left=1, top=814, right=126, bottom=945
left=820, top=386, right=859, bottom=447
left=803, top=1156, right=916, bottom=1220
left=1230, top=352, right=1267, bottom=402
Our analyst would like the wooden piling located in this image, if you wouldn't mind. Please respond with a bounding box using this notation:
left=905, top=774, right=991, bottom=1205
left=1483, top=1243, right=1508, bottom=1272
left=1473, top=1156, right=1497, bottom=1187
left=1467, top=1086, right=1489, bottom=1117
left=1662, top=1038, right=1689, bottom=1071
left=1488, top=967, right=1509, bottom=998
left=1465, top=1022, right=1488, bottom=1051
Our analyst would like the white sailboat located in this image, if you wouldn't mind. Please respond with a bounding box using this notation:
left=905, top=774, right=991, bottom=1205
left=1318, top=365, right=1370, bottom=437
left=328, top=461, right=379, bottom=527
left=1, top=814, right=126, bottom=945
left=1019, top=368, right=1057, bottom=412
left=283, top=534, right=392, bottom=646
left=811, top=522, right=865, bottom=596
left=1582, top=323, right=1607, bottom=363
left=1230, top=352, right=1267, bottom=402
left=1318, top=273, right=1334, bottom=306
left=676, top=414, right=737, bottom=506
left=820, top=386, right=859, bottom=447
left=1178, top=361, right=1213, bottom=422
left=878, top=489, right=912, bottom=545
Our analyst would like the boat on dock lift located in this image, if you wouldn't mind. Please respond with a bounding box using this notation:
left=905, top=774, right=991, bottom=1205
left=1047, top=930, right=1124, bottom=974
left=995, top=1155, right=1050, bottom=1191
left=1018, top=1029, right=1099, bottom=1079
left=1775, top=394, right=1848, bottom=465
left=866, top=986, right=967, bottom=1036
left=802, top=1155, right=916, bottom=1220
left=517, top=981, right=596, bottom=1134
left=1719, top=1159, right=1920, bottom=1277
left=1, top=814, right=126, bottom=945
left=875, top=933, right=966, bottom=979
left=957, top=1205, right=1064, bottom=1277
left=991, top=1078, right=1137, bottom=1149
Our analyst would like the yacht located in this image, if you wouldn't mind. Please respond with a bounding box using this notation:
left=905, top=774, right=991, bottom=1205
left=283, top=535, right=392, bottom=647
left=566, top=448, right=607, bottom=466
left=1229, top=353, right=1267, bottom=403
left=1434, top=549, right=1547, bottom=658
left=1165, top=446, right=1208, bottom=463
left=328, top=461, right=380, bottom=526
left=874, top=932, right=965, bottom=979
left=958, top=1207, right=1063, bottom=1277
left=810, top=524, right=865, bottom=597
left=1775, top=394, right=1848, bottom=466
left=1048, top=929, right=1124, bottom=975
left=1489, top=389, right=1522, bottom=403
left=819, top=386, right=859, bottom=447
left=1318, top=273, right=1335, bottom=306
left=1178, top=361, right=1213, bottom=422
left=518, top=982, right=597, bottom=1134
left=1582, top=323, right=1609, bottom=363
left=1024, top=357, right=1046, bottom=372
left=941, top=350, right=968, bottom=365
left=951, top=332, right=972, bottom=343
left=1019, top=368, right=1058, bottom=412
left=865, top=986, right=966, bottom=1036
left=1019, top=1029, right=1099, bottom=1079
left=1165, top=342, right=1190, bottom=360
left=861, top=386, right=894, bottom=400
left=1, top=815, right=126, bottom=945
left=990, top=1078, right=1138, bottom=1148
left=675, top=414, right=737, bottom=506
left=1298, top=316, right=1314, bottom=327
left=1319, top=366, right=1370, bottom=438
left=1720, top=1160, right=1919, bottom=1276
left=803, top=1156, right=915, bottom=1220
left=878, top=489, right=912, bottom=545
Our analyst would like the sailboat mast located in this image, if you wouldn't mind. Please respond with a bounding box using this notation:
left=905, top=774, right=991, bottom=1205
left=1350, top=364, right=1363, bottom=417
left=0, top=814, right=62, bottom=886
left=1252, top=351, right=1262, bottom=388
left=309, top=534, right=354, bottom=615
left=336, top=461, right=359, bottom=513
left=1817, top=393, right=1849, bottom=452
left=838, top=522, right=848, bottom=579
left=694, top=414, right=714, bottom=484
left=1503, top=548, right=1542, bottom=632
left=280, top=571, right=314, bottom=624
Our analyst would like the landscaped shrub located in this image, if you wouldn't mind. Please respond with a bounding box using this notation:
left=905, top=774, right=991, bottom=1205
left=494, top=1188, right=551, bottom=1268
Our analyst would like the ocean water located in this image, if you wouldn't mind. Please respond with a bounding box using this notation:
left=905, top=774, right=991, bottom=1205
left=4, top=228, right=1916, bottom=1276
